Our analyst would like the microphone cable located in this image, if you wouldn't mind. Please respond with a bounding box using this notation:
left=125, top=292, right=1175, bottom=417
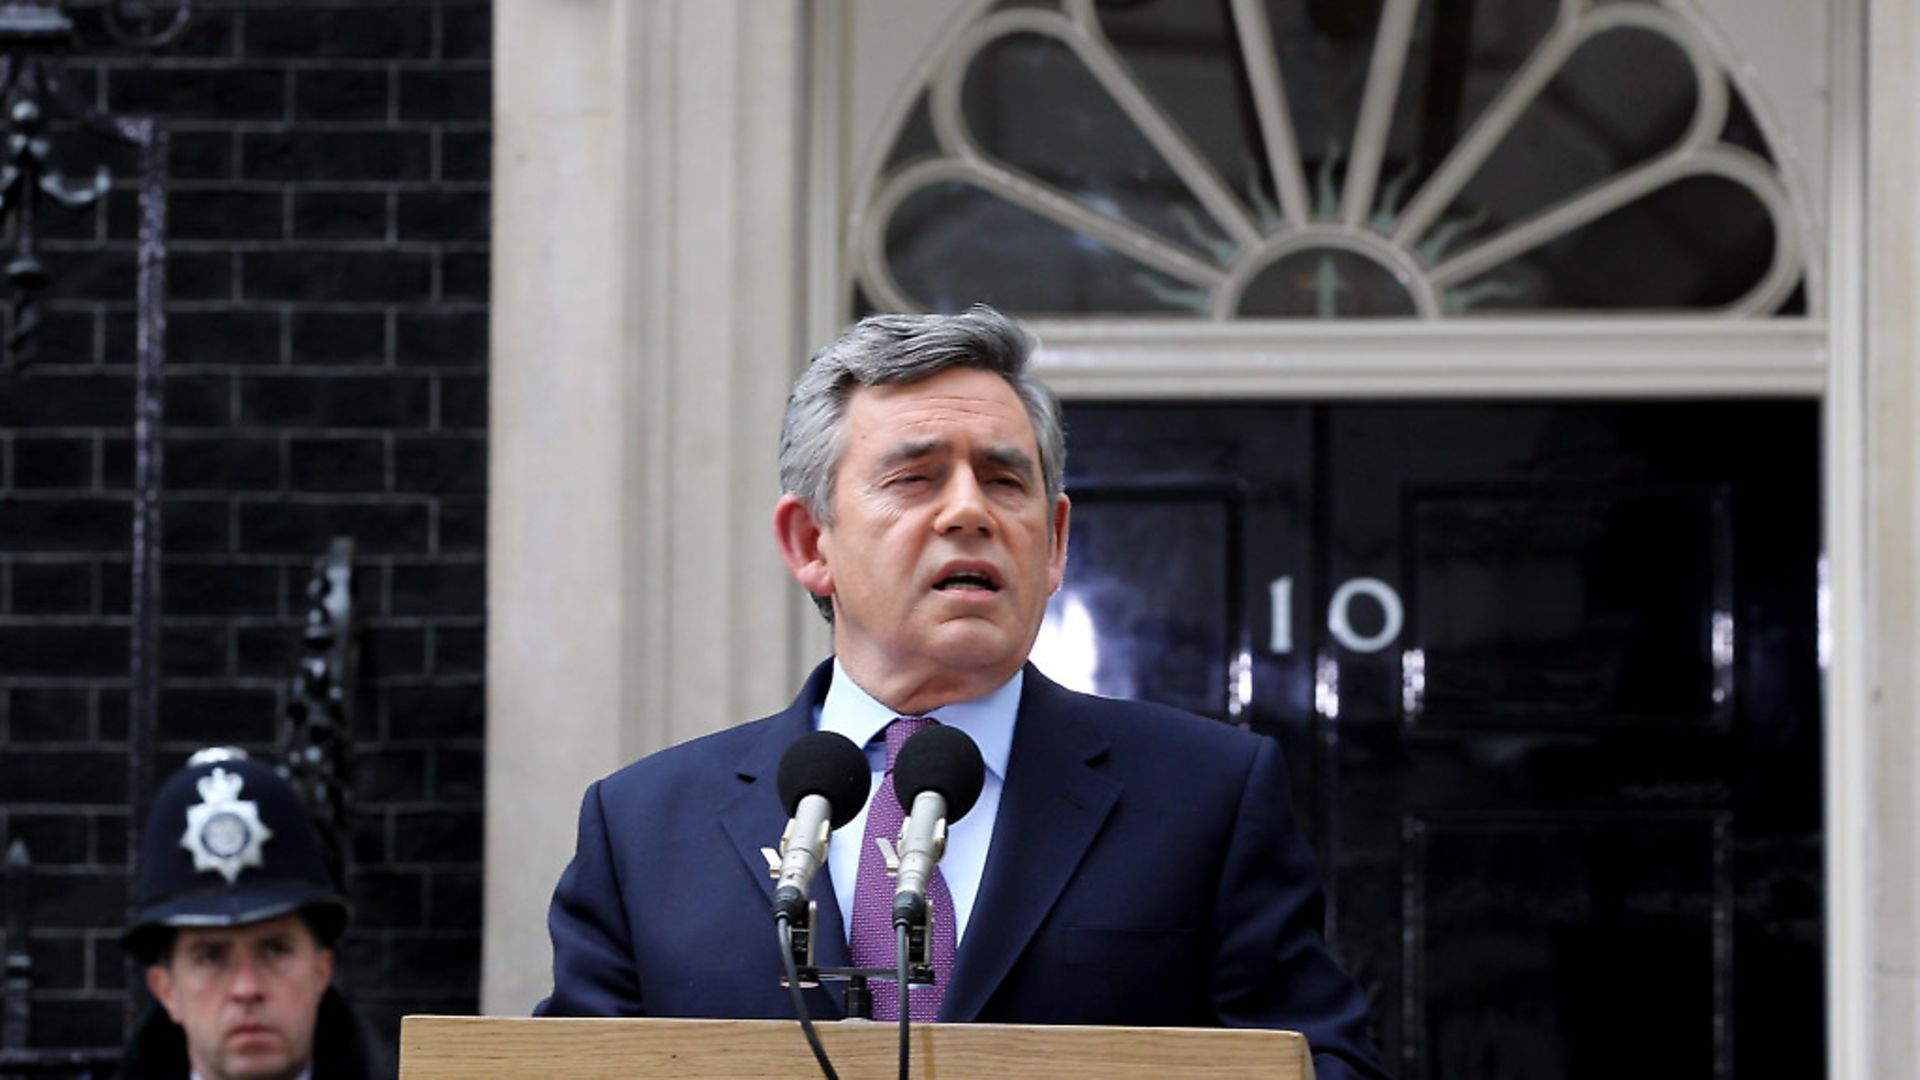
left=777, top=913, right=840, bottom=1080
left=896, top=921, right=912, bottom=1080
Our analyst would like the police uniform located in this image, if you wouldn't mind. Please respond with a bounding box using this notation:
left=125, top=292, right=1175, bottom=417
left=120, top=749, right=393, bottom=1080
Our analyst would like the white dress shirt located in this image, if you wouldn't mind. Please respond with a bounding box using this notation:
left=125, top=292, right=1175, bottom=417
left=815, top=658, right=1019, bottom=948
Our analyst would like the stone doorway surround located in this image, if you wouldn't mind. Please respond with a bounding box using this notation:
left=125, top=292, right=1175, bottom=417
left=485, top=3, right=1919, bottom=1076
left=484, top=0, right=818, bottom=1020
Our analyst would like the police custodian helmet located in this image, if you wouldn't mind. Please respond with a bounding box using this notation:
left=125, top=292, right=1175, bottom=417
left=123, top=747, right=349, bottom=963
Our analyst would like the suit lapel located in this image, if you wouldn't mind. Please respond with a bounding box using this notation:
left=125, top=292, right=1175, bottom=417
left=941, top=669, right=1119, bottom=1021
left=716, top=661, right=851, bottom=1016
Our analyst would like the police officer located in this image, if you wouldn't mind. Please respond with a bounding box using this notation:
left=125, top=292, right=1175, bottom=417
left=121, top=748, right=392, bottom=1080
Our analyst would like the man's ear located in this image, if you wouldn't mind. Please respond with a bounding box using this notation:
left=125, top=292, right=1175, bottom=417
left=316, top=946, right=335, bottom=985
left=774, top=493, right=834, bottom=601
left=146, top=964, right=180, bottom=1022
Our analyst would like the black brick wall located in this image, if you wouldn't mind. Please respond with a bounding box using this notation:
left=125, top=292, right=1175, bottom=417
left=0, top=0, right=489, bottom=1052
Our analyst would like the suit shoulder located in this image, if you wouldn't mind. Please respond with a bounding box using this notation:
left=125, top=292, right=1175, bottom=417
left=1050, top=683, right=1268, bottom=762
left=590, top=713, right=785, bottom=802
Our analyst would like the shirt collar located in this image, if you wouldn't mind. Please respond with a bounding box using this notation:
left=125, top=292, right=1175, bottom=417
left=818, top=657, right=1020, bottom=782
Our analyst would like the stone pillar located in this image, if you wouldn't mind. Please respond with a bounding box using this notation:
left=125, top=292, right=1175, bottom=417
left=1865, top=0, right=1920, bottom=1071
left=485, top=0, right=811, bottom=1015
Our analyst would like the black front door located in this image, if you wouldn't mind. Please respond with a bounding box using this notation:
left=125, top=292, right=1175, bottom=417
left=1042, top=400, right=1822, bottom=1078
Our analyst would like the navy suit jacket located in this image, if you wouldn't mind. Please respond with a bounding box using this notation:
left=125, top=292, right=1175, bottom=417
left=539, top=661, right=1388, bottom=1080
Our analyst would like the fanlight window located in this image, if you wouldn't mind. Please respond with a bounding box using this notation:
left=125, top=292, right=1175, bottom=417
left=848, top=0, right=1807, bottom=319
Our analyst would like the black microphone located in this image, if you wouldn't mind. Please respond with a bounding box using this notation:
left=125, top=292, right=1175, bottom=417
left=773, top=731, right=871, bottom=925
left=888, top=725, right=985, bottom=929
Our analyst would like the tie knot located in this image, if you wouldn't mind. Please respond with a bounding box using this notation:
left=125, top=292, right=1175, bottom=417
left=884, top=716, right=936, bottom=769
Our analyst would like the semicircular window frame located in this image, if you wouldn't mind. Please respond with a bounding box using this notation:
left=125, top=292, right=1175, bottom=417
left=845, top=0, right=1815, bottom=321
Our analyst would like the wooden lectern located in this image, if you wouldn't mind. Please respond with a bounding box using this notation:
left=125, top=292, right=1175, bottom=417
left=399, top=1016, right=1317, bottom=1079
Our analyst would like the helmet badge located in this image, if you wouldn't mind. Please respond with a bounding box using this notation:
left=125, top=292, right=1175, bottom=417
left=178, top=766, right=275, bottom=884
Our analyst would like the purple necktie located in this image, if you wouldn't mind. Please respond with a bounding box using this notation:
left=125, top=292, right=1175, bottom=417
left=848, top=716, right=958, bottom=1022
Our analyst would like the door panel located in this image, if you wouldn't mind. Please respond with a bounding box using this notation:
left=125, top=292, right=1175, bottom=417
left=1042, top=487, right=1238, bottom=716
left=1407, top=811, right=1723, bottom=1078
left=1407, top=489, right=1731, bottom=727
left=1037, top=400, right=1822, bottom=1079
left=1034, top=403, right=1321, bottom=817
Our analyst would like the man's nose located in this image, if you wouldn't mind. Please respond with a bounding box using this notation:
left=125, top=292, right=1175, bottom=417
left=228, top=956, right=266, bottom=999
left=934, top=469, right=992, bottom=534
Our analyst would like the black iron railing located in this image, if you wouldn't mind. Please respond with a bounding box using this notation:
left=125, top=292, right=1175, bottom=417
left=281, top=537, right=360, bottom=892
left=0, top=842, right=118, bottom=1079
left=0, top=2, right=179, bottom=1076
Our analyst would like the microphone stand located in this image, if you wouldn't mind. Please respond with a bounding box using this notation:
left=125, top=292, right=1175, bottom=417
left=776, top=904, right=934, bottom=1080
left=780, top=936, right=933, bottom=1017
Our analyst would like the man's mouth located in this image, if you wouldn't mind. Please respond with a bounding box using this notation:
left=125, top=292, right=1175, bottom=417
left=934, top=570, right=1000, bottom=592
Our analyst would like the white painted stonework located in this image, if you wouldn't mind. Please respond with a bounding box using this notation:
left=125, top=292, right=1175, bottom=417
left=1863, top=0, right=1920, bottom=1068
left=485, top=0, right=811, bottom=1017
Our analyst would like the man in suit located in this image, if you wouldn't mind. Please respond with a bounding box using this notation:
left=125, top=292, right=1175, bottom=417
left=539, top=306, right=1388, bottom=1079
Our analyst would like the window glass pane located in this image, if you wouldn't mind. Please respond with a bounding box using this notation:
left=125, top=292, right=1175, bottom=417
left=882, top=93, right=941, bottom=174
left=1239, top=248, right=1420, bottom=317
left=884, top=180, right=1202, bottom=314
left=1261, top=0, right=1385, bottom=203
left=1094, top=0, right=1272, bottom=223
left=1435, top=26, right=1698, bottom=234
left=1718, top=90, right=1778, bottom=165
left=1445, top=174, right=1778, bottom=311
left=964, top=32, right=1238, bottom=263
left=1378, top=0, right=1563, bottom=219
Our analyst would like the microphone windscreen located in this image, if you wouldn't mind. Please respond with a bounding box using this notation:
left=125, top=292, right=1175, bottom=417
left=892, top=725, right=985, bottom=822
left=776, top=731, right=871, bottom=828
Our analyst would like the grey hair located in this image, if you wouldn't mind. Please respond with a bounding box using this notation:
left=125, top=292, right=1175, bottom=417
left=778, top=305, right=1067, bottom=621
